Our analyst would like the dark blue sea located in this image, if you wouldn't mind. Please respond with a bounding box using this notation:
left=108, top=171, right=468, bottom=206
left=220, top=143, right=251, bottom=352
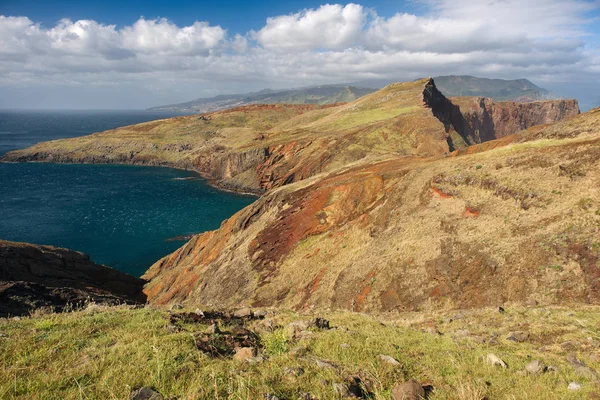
left=0, top=110, right=255, bottom=277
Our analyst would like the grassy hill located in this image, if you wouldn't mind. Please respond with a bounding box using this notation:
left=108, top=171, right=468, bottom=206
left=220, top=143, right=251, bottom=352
left=1, top=304, right=599, bottom=399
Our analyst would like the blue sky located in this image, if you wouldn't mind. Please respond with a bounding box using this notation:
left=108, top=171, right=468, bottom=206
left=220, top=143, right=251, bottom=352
left=0, top=0, right=599, bottom=109
left=0, top=0, right=421, bottom=33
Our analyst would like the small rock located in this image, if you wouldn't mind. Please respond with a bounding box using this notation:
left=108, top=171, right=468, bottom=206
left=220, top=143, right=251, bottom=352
left=314, top=318, right=330, bottom=330
left=288, top=320, right=314, bottom=331
left=254, top=310, right=268, bottom=318
left=391, top=380, right=425, bottom=400
left=567, top=354, right=599, bottom=380
left=130, top=386, right=163, bottom=400
left=424, top=325, right=441, bottom=335
left=254, top=318, right=275, bottom=334
left=525, top=360, right=546, bottom=374
left=283, top=366, right=305, bottom=377
left=167, top=325, right=180, bottom=333
left=455, top=329, right=470, bottom=337
left=233, top=307, right=253, bottom=318
left=246, top=356, right=265, bottom=364
left=205, top=323, right=220, bottom=334
left=333, top=383, right=352, bottom=397
left=525, top=299, right=539, bottom=307
left=485, top=353, right=508, bottom=368
left=233, top=347, right=257, bottom=362
left=194, top=308, right=204, bottom=317
left=340, top=343, right=350, bottom=349
left=0, top=333, right=8, bottom=339
left=314, top=358, right=337, bottom=370
left=506, top=331, right=529, bottom=343
left=263, top=395, right=280, bottom=400
left=498, top=306, right=506, bottom=314
left=568, top=382, right=582, bottom=391
left=378, top=354, right=401, bottom=366
left=169, top=303, right=183, bottom=311
left=12, top=316, right=21, bottom=321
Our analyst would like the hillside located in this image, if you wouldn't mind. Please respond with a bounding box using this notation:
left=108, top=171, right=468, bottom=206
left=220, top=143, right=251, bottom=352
left=434, top=76, right=555, bottom=102
left=2, top=303, right=599, bottom=399
left=148, top=85, right=376, bottom=113
left=2, top=79, right=579, bottom=195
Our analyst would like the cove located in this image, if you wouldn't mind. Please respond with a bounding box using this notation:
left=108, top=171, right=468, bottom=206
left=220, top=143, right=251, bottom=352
left=0, top=162, right=255, bottom=277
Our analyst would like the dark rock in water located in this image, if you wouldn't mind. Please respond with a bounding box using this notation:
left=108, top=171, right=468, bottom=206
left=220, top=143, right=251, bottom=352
left=0, top=281, right=134, bottom=317
left=164, top=234, right=196, bottom=242
left=130, top=386, right=163, bottom=400
left=0, top=240, right=146, bottom=302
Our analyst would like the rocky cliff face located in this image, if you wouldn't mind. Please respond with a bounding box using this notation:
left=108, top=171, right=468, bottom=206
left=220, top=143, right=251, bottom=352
left=0, top=240, right=146, bottom=316
left=449, top=97, right=580, bottom=147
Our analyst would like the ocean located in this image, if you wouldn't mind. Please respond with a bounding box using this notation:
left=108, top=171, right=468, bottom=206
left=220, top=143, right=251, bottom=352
left=0, top=110, right=255, bottom=277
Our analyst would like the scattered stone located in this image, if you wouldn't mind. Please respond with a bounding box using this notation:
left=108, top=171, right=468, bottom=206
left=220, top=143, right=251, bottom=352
left=568, top=382, right=582, bottom=391
left=314, top=357, right=337, bottom=370
left=169, top=303, right=183, bottom=311
left=378, top=354, right=401, bottom=366
left=567, top=354, right=599, bottom=380
left=455, top=330, right=470, bottom=337
left=506, top=331, right=530, bottom=343
left=130, top=386, right=164, bottom=400
left=263, top=395, right=280, bottom=400
left=194, top=330, right=259, bottom=357
left=333, top=383, right=352, bottom=397
left=283, top=366, right=305, bottom=377
left=194, top=309, right=204, bottom=317
left=12, top=316, right=21, bottom=321
left=254, top=310, right=268, bottom=318
left=233, top=307, right=253, bottom=318
left=205, top=323, right=220, bottom=334
left=167, top=325, right=180, bottom=333
left=340, top=343, right=350, bottom=349
left=254, top=318, right=275, bottom=334
left=424, top=325, right=441, bottom=335
left=485, top=353, right=508, bottom=368
left=314, top=317, right=330, bottom=330
left=0, top=332, right=8, bottom=339
left=391, top=380, right=425, bottom=400
left=525, top=360, right=546, bottom=374
left=547, top=365, right=558, bottom=373
left=233, top=347, right=257, bottom=362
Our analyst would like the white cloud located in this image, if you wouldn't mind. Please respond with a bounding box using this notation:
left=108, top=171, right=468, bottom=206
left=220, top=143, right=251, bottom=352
left=0, top=1, right=599, bottom=109
left=253, top=3, right=366, bottom=51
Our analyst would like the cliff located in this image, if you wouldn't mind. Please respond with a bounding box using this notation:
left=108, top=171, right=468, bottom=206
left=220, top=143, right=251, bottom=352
left=0, top=240, right=146, bottom=316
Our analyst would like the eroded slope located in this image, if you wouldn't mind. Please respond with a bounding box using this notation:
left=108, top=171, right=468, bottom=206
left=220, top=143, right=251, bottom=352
left=143, top=108, right=600, bottom=311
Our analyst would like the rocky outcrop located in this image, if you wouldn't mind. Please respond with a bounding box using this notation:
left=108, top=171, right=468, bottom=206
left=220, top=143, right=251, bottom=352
left=0, top=240, right=146, bottom=316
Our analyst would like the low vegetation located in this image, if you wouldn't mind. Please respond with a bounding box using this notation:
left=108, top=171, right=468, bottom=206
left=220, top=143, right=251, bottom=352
left=1, top=304, right=600, bottom=399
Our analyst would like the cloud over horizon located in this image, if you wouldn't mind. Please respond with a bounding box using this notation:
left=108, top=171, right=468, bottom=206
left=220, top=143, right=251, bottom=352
left=0, top=0, right=599, bottom=109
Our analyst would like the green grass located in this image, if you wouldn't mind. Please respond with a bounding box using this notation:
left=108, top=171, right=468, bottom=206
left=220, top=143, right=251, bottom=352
left=1, top=305, right=600, bottom=399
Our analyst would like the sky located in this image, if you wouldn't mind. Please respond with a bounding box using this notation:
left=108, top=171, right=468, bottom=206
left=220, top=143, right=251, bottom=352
left=1, top=0, right=599, bottom=110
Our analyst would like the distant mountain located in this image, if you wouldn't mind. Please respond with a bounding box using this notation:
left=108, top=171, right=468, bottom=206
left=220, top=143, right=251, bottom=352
left=149, top=76, right=558, bottom=113
left=148, top=85, right=376, bottom=113
left=433, top=75, right=556, bottom=102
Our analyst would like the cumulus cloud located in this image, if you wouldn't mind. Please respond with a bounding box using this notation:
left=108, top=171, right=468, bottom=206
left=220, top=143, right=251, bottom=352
left=0, top=1, right=599, bottom=109
left=253, top=3, right=366, bottom=51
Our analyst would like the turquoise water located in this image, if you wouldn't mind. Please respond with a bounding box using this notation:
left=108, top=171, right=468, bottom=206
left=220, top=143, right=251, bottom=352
left=0, top=110, right=255, bottom=277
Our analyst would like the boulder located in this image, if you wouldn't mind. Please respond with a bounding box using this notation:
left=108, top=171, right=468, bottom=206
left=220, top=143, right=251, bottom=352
left=391, top=380, right=425, bottom=400
left=130, top=386, right=163, bottom=400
